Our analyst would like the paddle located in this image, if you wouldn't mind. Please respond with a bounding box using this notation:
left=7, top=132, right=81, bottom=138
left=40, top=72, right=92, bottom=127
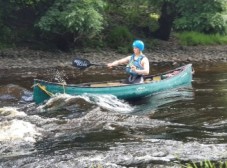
left=72, top=58, right=106, bottom=69
left=72, top=58, right=124, bottom=69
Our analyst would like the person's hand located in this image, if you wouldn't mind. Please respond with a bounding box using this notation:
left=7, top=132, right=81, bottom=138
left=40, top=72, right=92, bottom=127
left=107, top=63, right=113, bottom=69
left=130, top=65, right=137, bottom=72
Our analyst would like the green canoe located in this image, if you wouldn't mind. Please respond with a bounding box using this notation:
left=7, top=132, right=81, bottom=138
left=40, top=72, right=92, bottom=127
left=33, top=64, right=193, bottom=104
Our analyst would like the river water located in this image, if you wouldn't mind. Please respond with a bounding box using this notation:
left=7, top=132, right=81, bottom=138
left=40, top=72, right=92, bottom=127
left=0, top=62, right=226, bottom=168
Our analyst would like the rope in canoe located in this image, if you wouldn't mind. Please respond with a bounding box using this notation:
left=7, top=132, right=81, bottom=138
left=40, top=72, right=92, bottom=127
left=32, top=83, right=54, bottom=97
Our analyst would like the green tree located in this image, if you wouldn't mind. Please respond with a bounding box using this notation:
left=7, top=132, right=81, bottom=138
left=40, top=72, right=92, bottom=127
left=0, top=0, right=52, bottom=45
left=104, top=0, right=157, bottom=47
left=149, top=0, right=227, bottom=40
left=174, top=0, right=227, bottom=34
left=37, top=0, right=105, bottom=49
left=1, top=0, right=227, bottom=50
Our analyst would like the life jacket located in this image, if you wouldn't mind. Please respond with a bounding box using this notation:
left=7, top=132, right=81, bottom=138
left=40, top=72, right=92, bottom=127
left=125, top=54, right=144, bottom=76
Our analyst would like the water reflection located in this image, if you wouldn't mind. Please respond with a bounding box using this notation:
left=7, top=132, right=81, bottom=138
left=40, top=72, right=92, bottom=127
left=130, top=84, right=194, bottom=115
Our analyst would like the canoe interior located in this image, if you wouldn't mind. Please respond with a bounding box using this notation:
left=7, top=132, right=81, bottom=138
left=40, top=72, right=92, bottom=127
left=75, top=66, right=184, bottom=87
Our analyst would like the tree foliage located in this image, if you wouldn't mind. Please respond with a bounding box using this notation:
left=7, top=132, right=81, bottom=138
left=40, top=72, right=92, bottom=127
left=148, top=0, right=227, bottom=40
left=107, top=0, right=157, bottom=34
left=37, top=0, right=105, bottom=42
left=104, top=0, right=157, bottom=48
left=174, top=0, right=227, bottom=34
left=1, top=0, right=227, bottom=50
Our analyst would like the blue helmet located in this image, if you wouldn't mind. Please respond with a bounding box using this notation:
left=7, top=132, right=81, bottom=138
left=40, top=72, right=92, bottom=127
left=132, top=40, right=144, bottom=51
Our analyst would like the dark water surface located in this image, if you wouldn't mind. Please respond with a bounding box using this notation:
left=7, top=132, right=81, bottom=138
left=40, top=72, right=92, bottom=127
left=0, top=63, right=226, bottom=167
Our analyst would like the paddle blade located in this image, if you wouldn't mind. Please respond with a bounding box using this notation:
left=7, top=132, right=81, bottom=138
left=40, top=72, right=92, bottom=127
left=72, top=58, right=91, bottom=69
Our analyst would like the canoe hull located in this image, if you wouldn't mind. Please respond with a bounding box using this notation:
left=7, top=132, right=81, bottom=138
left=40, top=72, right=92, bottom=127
left=33, top=64, right=193, bottom=104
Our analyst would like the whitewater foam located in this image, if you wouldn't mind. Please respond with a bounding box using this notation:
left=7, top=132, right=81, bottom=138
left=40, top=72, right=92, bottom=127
left=37, top=93, right=134, bottom=113
left=0, top=119, right=41, bottom=142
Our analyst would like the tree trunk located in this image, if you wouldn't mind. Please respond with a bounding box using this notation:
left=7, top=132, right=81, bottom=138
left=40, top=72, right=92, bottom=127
left=155, top=2, right=176, bottom=40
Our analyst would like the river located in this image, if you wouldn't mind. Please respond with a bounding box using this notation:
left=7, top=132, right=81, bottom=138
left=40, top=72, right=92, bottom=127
left=0, top=62, right=226, bottom=168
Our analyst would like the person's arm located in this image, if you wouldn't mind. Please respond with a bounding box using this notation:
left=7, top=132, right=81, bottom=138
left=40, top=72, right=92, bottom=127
left=131, top=57, right=150, bottom=75
left=107, top=56, right=130, bottom=68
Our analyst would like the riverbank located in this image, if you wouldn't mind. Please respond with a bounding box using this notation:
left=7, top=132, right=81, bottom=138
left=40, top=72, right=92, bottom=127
left=0, top=41, right=227, bottom=70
